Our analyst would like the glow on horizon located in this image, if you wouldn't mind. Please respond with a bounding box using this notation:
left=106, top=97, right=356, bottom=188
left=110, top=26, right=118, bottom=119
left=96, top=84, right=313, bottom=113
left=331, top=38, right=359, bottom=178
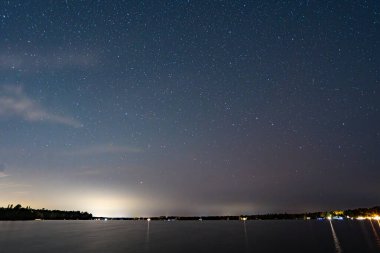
left=0, top=189, right=137, bottom=217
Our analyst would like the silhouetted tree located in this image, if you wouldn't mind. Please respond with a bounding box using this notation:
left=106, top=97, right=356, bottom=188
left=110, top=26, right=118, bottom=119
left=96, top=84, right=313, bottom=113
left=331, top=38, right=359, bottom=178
left=0, top=204, right=92, bottom=220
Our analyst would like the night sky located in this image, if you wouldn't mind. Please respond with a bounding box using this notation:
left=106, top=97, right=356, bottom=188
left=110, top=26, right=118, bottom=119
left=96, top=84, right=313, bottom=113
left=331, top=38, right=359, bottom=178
left=0, top=1, right=379, bottom=217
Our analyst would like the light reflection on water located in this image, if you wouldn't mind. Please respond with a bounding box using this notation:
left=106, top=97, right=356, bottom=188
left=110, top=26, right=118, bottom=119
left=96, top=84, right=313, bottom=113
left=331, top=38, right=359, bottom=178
left=145, top=220, right=151, bottom=252
left=146, top=220, right=150, bottom=243
left=329, top=220, right=342, bottom=253
left=242, top=220, right=249, bottom=252
left=1, top=220, right=380, bottom=253
left=369, top=220, right=380, bottom=249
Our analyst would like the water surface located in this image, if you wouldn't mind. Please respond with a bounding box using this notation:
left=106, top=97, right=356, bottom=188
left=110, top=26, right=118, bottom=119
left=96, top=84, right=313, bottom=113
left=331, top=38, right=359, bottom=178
left=1, top=220, right=379, bottom=252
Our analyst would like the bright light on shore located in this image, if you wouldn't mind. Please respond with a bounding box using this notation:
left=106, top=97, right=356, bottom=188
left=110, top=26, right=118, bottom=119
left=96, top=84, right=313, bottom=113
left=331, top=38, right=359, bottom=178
left=356, top=215, right=380, bottom=220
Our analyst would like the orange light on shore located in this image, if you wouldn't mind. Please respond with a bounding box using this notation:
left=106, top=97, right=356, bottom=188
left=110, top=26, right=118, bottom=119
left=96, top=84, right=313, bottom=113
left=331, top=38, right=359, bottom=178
left=356, top=215, right=380, bottom=220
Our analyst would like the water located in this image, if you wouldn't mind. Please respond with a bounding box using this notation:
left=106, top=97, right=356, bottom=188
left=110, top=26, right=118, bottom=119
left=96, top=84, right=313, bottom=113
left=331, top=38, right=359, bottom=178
left=1, top=220, right=380, bottom=252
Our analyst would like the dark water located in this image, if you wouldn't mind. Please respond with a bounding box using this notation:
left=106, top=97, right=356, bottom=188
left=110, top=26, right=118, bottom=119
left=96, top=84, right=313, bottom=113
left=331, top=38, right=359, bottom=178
left=1, top=220, right=380, bottom=253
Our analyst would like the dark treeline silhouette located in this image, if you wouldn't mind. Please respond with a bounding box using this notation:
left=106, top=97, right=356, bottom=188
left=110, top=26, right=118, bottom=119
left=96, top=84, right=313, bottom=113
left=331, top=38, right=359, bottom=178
left=2, top=204, right=378, bottom=221
left=0, top=204, right=92, bottom=220
left=344, top=206, right=380, bottom=217
left=99, top=206, right=380, bottom=221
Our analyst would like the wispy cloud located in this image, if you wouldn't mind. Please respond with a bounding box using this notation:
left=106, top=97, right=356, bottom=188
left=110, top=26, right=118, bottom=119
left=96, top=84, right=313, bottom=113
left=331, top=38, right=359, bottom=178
left=75, top=169, right=103, bottom=176
left=0, top=163, right=8, bottom=178
left=0, top=182, right=31, bottom=190
left=62, top=144, right=142, bottom=156
left=0, top=172, right=8, bottom=178
left=0, top=86, right=82, bottom=128
left=0, top=52, right=97, bottom=71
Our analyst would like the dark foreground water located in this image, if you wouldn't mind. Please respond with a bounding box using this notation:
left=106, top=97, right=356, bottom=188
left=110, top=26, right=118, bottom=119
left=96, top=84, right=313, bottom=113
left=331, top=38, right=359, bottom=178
left=1, top=220, right=380, bottom=253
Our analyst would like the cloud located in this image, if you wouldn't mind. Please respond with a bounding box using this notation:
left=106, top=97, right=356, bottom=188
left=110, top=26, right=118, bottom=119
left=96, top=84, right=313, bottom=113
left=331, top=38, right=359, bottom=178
left=62, top=144, right=142, bottom=156
left=0, top=52, right=97, bottom=71
left=0, top=85, right=82, bottom=127
left=0, top=163, right=5, bottom=171
left=0, top=182, right=31, bottom=190
left=0, top=163, right=8, bottom=178
left=75, top=169, right=103, bottom=176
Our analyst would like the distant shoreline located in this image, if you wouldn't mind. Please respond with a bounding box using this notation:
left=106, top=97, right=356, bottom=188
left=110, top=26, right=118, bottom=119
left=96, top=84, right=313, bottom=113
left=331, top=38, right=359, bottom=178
left=0, top=204, right=92, bottom=221
left=95, top=206, right=380, bottom=221
left=1, top=204, right=379, bottom=221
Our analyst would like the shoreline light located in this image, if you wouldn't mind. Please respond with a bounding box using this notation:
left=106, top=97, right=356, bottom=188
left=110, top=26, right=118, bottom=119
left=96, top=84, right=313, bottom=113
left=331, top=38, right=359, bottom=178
left=356, top=215, right=380, bottom=220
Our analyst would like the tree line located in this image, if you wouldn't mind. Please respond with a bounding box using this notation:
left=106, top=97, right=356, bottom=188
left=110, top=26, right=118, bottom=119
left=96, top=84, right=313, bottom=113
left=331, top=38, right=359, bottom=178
left=105, top=206, right=380, bottom=221
left=0, top=204, right=92, bottom=220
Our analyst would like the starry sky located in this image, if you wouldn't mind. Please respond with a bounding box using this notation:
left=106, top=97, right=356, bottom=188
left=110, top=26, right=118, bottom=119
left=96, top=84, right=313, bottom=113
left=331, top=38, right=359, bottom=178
left=0, top=0, right=379, bottom=217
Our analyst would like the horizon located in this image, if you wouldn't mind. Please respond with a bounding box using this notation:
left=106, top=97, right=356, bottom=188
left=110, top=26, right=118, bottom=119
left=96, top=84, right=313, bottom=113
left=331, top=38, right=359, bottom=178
left=1, top=203, right=379, bottom=218
left=0, top=1, right=379, bottom=218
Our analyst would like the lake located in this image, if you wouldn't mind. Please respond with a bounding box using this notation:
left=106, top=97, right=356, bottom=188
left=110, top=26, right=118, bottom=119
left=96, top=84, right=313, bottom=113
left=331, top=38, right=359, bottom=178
left=0, top=220, right=379, bottom=252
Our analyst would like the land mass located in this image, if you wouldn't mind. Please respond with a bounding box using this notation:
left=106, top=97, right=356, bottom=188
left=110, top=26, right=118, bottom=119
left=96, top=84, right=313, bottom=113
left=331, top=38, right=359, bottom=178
left=1, top=204, right=379, bottom=221
left=0, top=204, right=92, bottom=220
left=96, top=206, right=380, bottom=221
